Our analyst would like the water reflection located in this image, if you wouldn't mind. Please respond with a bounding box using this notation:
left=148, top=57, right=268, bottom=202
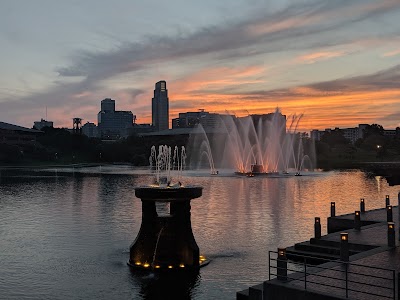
left=0, top=169, right=399, bottom=299
left=129, top=269, right=201, bottom=300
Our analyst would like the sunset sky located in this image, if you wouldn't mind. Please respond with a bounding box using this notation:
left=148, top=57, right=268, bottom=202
left=1, top=0, right=400, bottom=132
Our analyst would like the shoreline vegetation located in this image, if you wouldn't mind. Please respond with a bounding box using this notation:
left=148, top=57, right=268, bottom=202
left=1, top=125, right=400, bottom=170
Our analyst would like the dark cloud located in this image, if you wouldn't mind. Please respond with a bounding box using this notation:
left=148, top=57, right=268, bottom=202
left=309, top=64, right=400, bottom=92
left=55, top=0, right=400, bottom=81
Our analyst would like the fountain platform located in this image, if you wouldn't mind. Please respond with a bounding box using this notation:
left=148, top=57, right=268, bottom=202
left=234, top=164, right=281, bottom=177
left=128, top=185, right=209, bottom=271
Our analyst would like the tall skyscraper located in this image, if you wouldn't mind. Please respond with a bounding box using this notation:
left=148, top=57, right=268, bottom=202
left=152, top=80, right=169, bottom=131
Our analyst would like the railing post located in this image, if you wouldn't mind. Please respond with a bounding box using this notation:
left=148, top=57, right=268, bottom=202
left=268, top=251, right=271, bottom=281
left=345, top=263, right=348, bottom=298
left=354, top=211, right=361, bottom=230
left=387, top=205, right=393, bottom=222
left=398, top=192, right=400, bottom=241
left=386, top=195, right=390, bottom=207
left=393, top=270, right=396, bottom=300
left=304, top=257, right=307, bottom=290
left=314, top=217, right=321, bottom=239
left=277, top=248, right=287, bottom=281
left=340, top=233, right=349, bottom=262
left=360, top=198, right=365, bottom=213
left=388, top=222, right=396, bottom=247
left=331, top=202, right=336, bottom=217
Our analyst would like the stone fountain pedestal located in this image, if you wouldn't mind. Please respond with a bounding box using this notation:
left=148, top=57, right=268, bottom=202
left=128, top=185, right=207, bottom=270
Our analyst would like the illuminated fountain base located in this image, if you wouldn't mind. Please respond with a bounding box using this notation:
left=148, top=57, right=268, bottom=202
left=234, top=164, right=280, bottom=177
left=128, top=185, right=209, bottom=271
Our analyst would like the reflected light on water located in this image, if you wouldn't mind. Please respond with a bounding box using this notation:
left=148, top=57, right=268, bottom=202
left=0, top=169, right=398, bottom=299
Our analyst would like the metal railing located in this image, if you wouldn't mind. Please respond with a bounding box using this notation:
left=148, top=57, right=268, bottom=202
left=268, top=250, right=396, bottom=299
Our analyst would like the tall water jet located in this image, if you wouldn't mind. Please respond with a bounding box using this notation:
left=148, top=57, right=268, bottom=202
left=129, top=145, right=208, bottom=271
left=186, top=108, right=315, bottom=175
left=186, top=125, right=217, bottom=174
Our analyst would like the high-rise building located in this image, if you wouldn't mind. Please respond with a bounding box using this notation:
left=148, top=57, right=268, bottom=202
left=97, top=98, right=133, bottom=139
left=101, top=98, right=115, bottom=112
left=152, top=81, right=169, bottom=131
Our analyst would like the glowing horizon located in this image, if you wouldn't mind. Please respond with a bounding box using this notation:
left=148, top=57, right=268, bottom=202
left=1, top=0, right=400, bottom=132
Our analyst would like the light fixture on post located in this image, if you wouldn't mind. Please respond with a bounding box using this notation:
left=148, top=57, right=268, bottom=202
left=354, top=211, right=361, bottom=230
left=388, top=222, right=395, bottom=247
left=387, top=205, right=393, bottom=222
left=360, top=198, right=365, bottom=213
left=277, top=247, right=287, bottom=281
left=340, top=233, right=349, bottom=262
left=314, top=217, right=321, bottom=239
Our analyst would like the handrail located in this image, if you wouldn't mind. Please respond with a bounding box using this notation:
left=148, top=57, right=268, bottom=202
left=268, top=250, right=396, bottom=299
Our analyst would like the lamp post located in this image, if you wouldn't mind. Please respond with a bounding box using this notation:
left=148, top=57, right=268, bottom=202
left=340, top=233, right=349, bottom=262
left=354, top=211, right=361, bottom=230
left=331, top=202, right=336, bottom=217
left=314, top=217, right=321, bottom=239
left=277, top=248, right=287, bottom=281
left=360, top=198, right=365, bottom=213
left=388, top=222, right=395, bottom=247
left=387, top=205, right=393, bottom=222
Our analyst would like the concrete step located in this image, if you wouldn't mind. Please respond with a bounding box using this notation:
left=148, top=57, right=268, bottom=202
left=310, top=237, right=377, bottom=251
left=236, top=288, right=249, bottom=300
left=286, top=246, right=340, bottom=264
left=294, top=241, right=362, bottom=256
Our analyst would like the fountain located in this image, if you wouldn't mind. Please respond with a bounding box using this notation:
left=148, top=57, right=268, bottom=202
left=128, top=145, right=209, bottom=271
left=187, top=108, right=315, bottom=175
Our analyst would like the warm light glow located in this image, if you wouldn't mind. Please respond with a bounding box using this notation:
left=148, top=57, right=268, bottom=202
left=388, top=223, right=394, bottom=229
left=355, top=211, right=360, bottom=216
left=341, top=233, right=348, bottom=241
left=331, top=202, right=335, bottom=206
left=386, top=195, right=389, bottom=199
left=143, top=263, right=150, bottom=268
left=388, top=206, right=392, bottom=210
left=155, top=265, right=161, bottom=269
left=315, top=217, right=320, bottom=223
left=135, top=262, right=141, bottom=266
left=179, top=264, right=185, bottom=268
left=278, top=248, right=286, bottom=256
left=361, top=198, right=364, bottom=202
left=168, top=265, right=173, bottom=269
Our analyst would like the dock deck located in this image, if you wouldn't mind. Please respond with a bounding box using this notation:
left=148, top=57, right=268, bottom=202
left=238, top=201, right=400, bottom=300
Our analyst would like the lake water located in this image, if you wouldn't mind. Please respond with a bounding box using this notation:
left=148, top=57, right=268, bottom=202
left=0, top=167, right=398, bottom=299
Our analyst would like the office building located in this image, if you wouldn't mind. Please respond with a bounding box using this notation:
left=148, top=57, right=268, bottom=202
left=152, top=81, right=169, bottom=131
left=82, top=122, right=98, bottom=138
left=97, top=98, right=133, bottom=139
left=1, top=121, right=42, bottom=146
left=33, top=119, right=53, bottom=130
left=172, top=109, right=235, bottom=130
left=311, top=124, right=368, bottom=144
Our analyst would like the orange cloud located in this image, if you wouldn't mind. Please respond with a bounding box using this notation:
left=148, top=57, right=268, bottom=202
left=383, top=49, right=400, bottom=57
left=296, top=51, right=346, bottom=64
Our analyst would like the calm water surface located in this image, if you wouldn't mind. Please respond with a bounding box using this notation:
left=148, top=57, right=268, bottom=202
left=0, top=167, right=398, bottom=299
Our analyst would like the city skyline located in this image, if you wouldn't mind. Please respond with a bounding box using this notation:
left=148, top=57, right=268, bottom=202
left=1, top=0, right=400, bottom=131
